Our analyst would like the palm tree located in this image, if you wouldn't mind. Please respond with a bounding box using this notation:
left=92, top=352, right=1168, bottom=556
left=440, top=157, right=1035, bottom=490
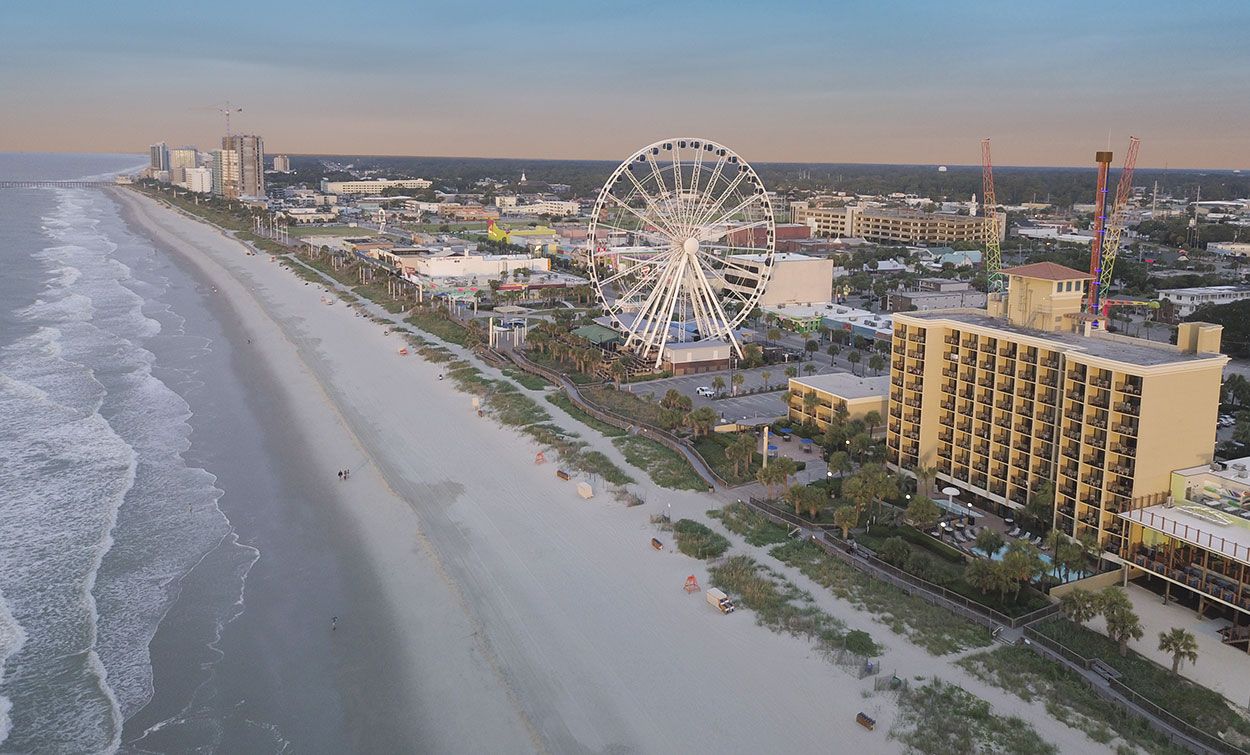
left=906, top=495, right=942, bottom=532
left=833, top=505, right=858, bottom=539
left=827, top=450, right=852, bottom=479
left=974, top=528, right=1005, bottom=559
left=756, top=463, right=784, bottom=498
left=1158, top=627, right=1199, bottom=674
left=772, top=456, right=798, bottom=491
left=964, top=559, right=997, bottom=595
left=1101, top=586, right=1144, bottom=657
left=767, top=327, right=782, bottom=347
left=712, top=375, right=726, bottom=396
left=802, top=392, right=818, bottom=418
left=828, top=344, right=841, bottom=365
left=863, top=410, right=882, bottom=437
left=868, top=353, right=885, bottom=375
left=727, top=433, right=756, bottom=478
left=1059, top=588, right=1101, bottom=627
left=913, top=464, right=937, bottom=497
left=609, top=359, right=628, bottom=389
left=847, top=350, right=862, bottom=375
left=761, top=371, right=772, bottom=390
left=803, top=363, right=817, bottom=376
left=784, top=365, right=798, bottom=380
left=804, top=339, right=819, bottom=360
left=731, top=372, right=745, bottom=395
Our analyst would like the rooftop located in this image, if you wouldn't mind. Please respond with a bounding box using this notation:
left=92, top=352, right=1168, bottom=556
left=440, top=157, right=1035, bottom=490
left=900, top=309, right=1225, bottom=368
left=1156, top=285, right=1250, bottom=296
left=1122, top=503, right=1250, bottom=565
left=729, top=252, right=822, bottom=263
left=791, top=373, right=891, bottom=400
left=1001, top=261, right=1093, bottom=281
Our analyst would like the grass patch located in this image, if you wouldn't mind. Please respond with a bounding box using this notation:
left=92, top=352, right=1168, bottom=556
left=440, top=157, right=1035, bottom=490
left=709, top=555, right=879, bottom=658
left=405, top=311, right=472, bottom=346
left=672, top=519, right=731, bottom=560
left=568, top=449, right=634, bottom=486
left=501, top=368, right=552, bottom=391
left=489, top=387, right=551, bottom=427
left=546, top=393, right=626, bottom=437
left=707, top=501, right=791, bottom=546
left=957, top=646, right=1189, bottom=755
left=351, top=280, right=408, bottom=313
left=582, top=386, right=671, bottom=427
left=692, top=433, right=759, bottom=486
left=287, top=225, right=369, bottom=238
left=612, top=436, right=706, bottom=491
left=891, top=678, right=1058, bottom=755
left=1034, top=618, right=1250, bottom=743
left=769, top=539, right=991, bottom=655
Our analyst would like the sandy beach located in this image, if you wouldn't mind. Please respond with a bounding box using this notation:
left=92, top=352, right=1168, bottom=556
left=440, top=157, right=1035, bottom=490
left=113, top=187, right=1113, bottom=754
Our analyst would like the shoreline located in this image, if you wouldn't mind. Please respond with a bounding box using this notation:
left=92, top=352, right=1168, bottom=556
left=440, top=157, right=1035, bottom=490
left=112, top=188, right=540, bottom=753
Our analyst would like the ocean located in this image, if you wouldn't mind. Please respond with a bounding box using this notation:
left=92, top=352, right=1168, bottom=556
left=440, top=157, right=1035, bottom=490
left=0, top=155, right=293, bottom=754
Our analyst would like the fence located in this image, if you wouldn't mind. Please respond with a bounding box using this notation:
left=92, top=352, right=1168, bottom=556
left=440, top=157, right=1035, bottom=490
left=500, top=350, right=728, bottom=490
left=1022, top=625, right=1249, bottom=755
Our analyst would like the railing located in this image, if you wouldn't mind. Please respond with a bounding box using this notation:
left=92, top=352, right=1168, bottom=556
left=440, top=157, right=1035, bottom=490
left=1022, top=625, right=1250, bottom=755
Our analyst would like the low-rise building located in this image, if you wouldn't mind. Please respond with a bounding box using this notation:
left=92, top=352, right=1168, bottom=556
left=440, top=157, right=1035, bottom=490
left=724, top=252, right=833, bottom=308
left=1157, top=286, right=1250, bottom=318
left=661, top=340, right=732, bottom=376
left=787, top=373, right=890, bottom=431
left=889, top=281, right=987, bottom=312
left=792, top=203, right=1005, bottom=245
left=320, top=178, right=432, bottom=195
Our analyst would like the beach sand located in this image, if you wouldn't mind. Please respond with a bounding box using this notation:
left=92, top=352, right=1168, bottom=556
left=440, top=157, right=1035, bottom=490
left=114, top=188, right=1111, bottom=754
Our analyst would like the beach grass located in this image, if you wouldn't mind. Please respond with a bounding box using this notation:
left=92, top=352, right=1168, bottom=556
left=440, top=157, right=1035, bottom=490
left=566, top=449, right=634, bottom=486
left=582, top=386, right=670, bottom=428
left=768, top=539, right=992, bottom=655
left=546, top=393, right=626, bottom=437
left=500, top=368, right=552, bottom=391
left=1033, top=618, right=1250, bottom=742
left=891, top=678, right=1058, bottom=755
left=707, top=501, right=792, bottom=546
left=708, top=556, right=879, bottom=658
left=672, top=519, right=730, bottom=560
left=956, top=646, right=1189, bottom=755
left=405, top=312, right=471, bottom=347
left=611, top=436, right=706, bottom=491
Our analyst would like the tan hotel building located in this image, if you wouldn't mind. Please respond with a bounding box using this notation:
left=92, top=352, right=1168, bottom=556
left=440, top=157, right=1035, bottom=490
left=791, top=203, right=1006, bottom=245
left=885, top=262, right=1227, bottom=562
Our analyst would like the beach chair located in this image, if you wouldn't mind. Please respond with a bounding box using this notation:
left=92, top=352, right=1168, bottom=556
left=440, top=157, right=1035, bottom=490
left=1030, top=535, right=1043, bottom=546
left=953, top=530, right=967, bottom=544
left=1007, top=526, right=1021, bottom=538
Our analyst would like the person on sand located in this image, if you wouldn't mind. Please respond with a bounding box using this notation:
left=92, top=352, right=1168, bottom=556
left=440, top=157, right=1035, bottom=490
left=338, top=471, right=343, bottom=480
left=331, top=616, right=337, bottom=631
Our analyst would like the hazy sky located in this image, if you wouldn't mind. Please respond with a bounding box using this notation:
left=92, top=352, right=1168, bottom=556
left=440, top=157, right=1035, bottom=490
left=3, top=0, right=1248, bottom=168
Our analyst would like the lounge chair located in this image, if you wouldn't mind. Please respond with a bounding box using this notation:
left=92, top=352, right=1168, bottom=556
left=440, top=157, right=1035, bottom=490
left=1030, top=535, right=1043, bottom=546
left=953, top=530, right=967, bottom=543
left=1007, top=526, right=1021, bottom=538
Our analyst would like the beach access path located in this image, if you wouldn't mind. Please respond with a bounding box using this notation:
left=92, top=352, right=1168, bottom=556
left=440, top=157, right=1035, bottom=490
left=117, top=188, right=1122, bottom=755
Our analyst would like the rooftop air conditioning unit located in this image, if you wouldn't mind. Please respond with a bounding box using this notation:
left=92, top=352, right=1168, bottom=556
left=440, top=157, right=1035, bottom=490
left=1234, top=463, right=1247, bottom=471
left=1241, top=471, right=1249, bottom=479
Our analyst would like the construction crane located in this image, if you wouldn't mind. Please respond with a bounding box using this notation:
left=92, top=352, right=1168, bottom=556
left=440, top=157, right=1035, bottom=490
left=1088, top=137, right=1140, bottom=318
left=981, top=139, right=1003, bottom=293
left=191, top=101, right=243, bottom=137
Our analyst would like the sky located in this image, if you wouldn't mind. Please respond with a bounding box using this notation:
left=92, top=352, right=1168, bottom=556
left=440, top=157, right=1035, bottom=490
left=2, top=0, right=1248, bottom=169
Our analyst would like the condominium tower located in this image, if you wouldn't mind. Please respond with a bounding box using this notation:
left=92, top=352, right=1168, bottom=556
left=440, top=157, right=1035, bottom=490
left=885, top=262, right=1227, bottom=558
left=223, top=134, right=265, bottom=197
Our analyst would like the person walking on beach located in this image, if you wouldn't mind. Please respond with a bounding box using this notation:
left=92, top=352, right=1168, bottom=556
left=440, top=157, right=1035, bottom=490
left=338, top=470, right=343, bottom=480
left=331, top=616, right=337, bottom=631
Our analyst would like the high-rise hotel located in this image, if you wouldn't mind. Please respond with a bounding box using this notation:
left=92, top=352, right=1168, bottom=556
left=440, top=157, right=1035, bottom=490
left=886, top=262, right=1228, bottom=561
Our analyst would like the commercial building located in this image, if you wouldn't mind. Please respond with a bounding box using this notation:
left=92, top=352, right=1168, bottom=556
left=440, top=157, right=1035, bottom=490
left=723, top=253, right=833, bottom=308
left=167, top=148, right=197, bottom=183
left=886, top=262, right=1228, bottom=565
left=1208, top=242, right=1250, bottom=258
left=149, top=142, right=169, bottom=172
left=889, top=280, right=987, bottom=312
left=507, top=198, right=580, bottom=217
left=661, top=340, right=732, bottom=376
left=1156, top=286, right=1250, bottom=318
left=223, top=135, right=265, bottom=197
left=185, top=167, right=212, bottom=194
left=320, top=179, right=432, bottom=195
left=791, top=203, right=1006, bottom=245
left=210, top=149, right=239, bottom=199
left=786, top=373, right=890, bottom=431
left=272, top=155, right=291, bottom=172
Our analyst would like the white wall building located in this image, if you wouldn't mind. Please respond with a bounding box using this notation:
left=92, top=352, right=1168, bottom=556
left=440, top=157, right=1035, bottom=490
left=320, top=179, right=432, bottom=195
left=724, top=252, right=834, bottom=308
left=412, top=254, right=551, bottom=278
left=185, top=167, right=212, bottom=194
left=1157, top=286, right=1250, bottom=317
left=507, top=198, right=580, bottom=217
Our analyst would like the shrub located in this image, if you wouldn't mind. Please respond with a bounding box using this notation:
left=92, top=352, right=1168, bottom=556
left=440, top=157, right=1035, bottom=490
left=673, top=519, right=730, bottom=559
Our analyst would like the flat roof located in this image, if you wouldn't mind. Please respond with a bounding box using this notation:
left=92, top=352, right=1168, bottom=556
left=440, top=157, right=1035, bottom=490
left=666, top=339, right=730, bottom=352
left=1156, top=285, right=1250, bottom=296
left=900, top=309, right=1224, bottom=368
left=792, top=373, right=890, bottom=400
left=1122, top=503, right=1250, bottom=564
left=1175, top=457, right=1250, bottom=487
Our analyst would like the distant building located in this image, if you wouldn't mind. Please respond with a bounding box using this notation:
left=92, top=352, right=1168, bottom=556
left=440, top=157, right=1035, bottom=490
left=167, top=148, right=197, bottom=184
left=272, top=155, right=291, bottom=172
left=185, top=167, right=212, bottom=194
left=791, top=202, right=1005, bottom=245
left=211, top=149, right=239, bottom=199
left=149, top=142, right=170, bottom=173
left=661, top=340, right=732, bottom=376
left=723, top=252, right=833, bottom=308
left=508, top=198, right=580, bottom=217
left=1156, top=286, right=1250, bottom=318
left=1208, top=242, right=1250, bottom=258
left=320, top=179, right=432, bottom=195
left=889, top=280, right=987, bottom=312
left=223, top=135, right=264, bottom=197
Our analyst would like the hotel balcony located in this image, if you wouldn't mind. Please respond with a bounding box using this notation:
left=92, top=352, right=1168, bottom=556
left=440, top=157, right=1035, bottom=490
left=1066, top=390, right=1085, bottom=402
left=1114, top=401, right=1141, bottom=416
left=1115, top=382, right=1142, bottom=395
left=943, top=335, right=959, bottom=346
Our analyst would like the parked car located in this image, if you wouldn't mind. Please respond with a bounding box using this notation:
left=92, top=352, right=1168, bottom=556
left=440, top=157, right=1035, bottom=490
left=696, top=386, right=716, bottom=397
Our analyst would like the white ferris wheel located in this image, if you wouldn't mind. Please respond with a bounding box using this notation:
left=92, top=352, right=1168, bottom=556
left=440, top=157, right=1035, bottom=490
left=587, top=138, right=775, bottom=369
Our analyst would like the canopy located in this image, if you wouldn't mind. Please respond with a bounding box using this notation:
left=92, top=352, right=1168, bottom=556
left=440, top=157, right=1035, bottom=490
left=799, top=437, right=814, bottom=444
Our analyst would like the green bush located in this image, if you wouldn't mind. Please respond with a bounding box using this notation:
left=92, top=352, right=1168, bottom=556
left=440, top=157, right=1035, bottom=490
left=673, top=519, right=730, bottom=559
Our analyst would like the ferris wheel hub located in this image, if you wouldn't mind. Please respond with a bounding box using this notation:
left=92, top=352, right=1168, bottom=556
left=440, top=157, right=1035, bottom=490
left=682, top=236, right=700, bottom=255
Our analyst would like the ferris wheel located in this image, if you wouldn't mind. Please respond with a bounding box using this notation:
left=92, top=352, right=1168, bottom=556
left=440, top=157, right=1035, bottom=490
left=587, top=138, right=775, bottom=369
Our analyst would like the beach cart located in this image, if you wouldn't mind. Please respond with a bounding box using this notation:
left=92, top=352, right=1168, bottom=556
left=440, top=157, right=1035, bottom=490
left=651, top=537, right=663, bottom=551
